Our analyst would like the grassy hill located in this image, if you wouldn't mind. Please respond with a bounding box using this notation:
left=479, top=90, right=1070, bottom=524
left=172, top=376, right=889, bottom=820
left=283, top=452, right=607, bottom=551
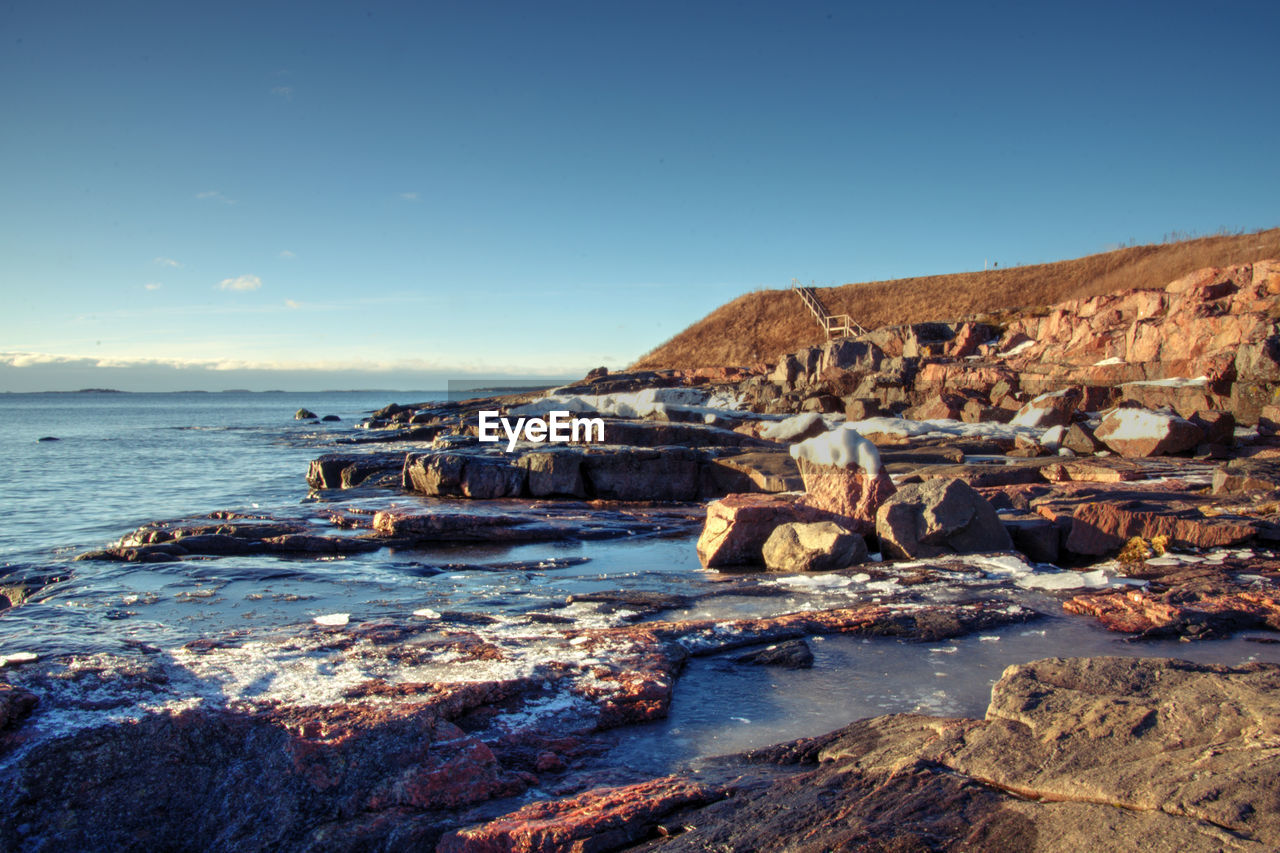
left=632, top=228, right=1280, bottom=370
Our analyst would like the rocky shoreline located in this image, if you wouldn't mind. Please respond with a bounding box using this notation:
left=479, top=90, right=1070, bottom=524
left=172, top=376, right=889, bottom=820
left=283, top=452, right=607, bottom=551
left=3, top=260, right=1280, bottom=850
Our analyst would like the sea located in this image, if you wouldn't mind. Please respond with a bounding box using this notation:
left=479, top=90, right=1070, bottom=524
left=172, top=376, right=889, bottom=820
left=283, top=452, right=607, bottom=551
left=4, top=390, right=1280, bottom=770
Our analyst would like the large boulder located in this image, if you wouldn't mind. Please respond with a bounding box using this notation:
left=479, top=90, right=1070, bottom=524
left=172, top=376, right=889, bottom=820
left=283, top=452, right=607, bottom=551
left=875, top=478, right=1013, bottom=559
left=696, top=493, right=830, bottom=568
left=1009, top=388, right=1082, bottom=428
left=790, top=426, right=896, bottom=534
left=904, top=392, right=967, bottom=421
left=1093, top=408, right=1204, bottom=457
left=762, top=521, right=867, bottom=572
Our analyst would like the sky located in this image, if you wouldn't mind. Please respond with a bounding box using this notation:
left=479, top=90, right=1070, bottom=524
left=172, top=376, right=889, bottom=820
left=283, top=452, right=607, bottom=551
left=2, top=0, right=1278, bottom=392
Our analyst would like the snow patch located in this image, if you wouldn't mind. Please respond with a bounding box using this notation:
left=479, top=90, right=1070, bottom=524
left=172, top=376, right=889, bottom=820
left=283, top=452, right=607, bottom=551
left=845, top=416, right=1047, bottom=445
left=1099, top=408, right=1190, bottom=442
left=790, top=425, right=883, bottom=476
left=1123, top=376, right=1209, bottom=388
left=512, top=388, right=747, bottom=422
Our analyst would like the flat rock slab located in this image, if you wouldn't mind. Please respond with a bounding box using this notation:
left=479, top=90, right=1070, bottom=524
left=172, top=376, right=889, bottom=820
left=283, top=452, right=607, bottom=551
left=646, top=656, right=1280, bottom=852
left=1214, top=458, right=1280, bottom=495
left=1028, top=479, right=1279, bottom=556
left=75, top=516, right=382, bottom=562
left=374, top=501, right=705, bottom=544
left=708, top=450, right=803, bottom=492
left=1063, top=554, right=1280, bottom=638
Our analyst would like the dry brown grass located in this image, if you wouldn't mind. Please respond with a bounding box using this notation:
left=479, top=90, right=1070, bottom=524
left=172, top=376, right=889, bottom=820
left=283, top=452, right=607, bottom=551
left=633, top=228, right=1280, bottom=370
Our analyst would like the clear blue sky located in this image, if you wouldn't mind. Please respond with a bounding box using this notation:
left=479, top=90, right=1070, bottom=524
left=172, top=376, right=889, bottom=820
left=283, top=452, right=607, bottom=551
left=3, top=0, right=1278, bottom=391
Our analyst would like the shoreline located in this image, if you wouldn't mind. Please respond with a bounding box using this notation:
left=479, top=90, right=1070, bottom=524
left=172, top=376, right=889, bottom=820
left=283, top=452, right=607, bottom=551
left=3, top=260, right=1280, bottom=849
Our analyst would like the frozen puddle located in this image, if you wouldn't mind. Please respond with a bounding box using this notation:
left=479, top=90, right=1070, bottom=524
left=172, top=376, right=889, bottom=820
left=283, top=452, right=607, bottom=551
left=604, top=608, right=1280, bottom=776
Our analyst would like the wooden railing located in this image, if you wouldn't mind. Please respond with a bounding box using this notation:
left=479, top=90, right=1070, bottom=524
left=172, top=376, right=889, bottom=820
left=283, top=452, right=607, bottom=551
left=791, top=279, right=866, bottom=340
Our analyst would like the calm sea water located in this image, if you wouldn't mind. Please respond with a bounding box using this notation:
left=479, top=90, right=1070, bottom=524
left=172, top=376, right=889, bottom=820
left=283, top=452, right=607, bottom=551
left=1, top=390, right=439, bottom=560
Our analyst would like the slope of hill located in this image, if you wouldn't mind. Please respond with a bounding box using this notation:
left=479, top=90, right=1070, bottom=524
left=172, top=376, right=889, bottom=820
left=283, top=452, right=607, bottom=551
left=632, top=228, right=1280, bottom=370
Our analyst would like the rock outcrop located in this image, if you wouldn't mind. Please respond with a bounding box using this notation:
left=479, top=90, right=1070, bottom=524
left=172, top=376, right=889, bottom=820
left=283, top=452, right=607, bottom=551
left=446, top=657, right=1280, bottom=853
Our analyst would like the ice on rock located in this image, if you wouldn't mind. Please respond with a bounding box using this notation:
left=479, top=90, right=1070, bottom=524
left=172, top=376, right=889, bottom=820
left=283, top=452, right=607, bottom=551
left=843, top=416, right=1048, bottom=446
left=1123, top=376, right=1209, bottom=388
left=312, top=613, right=349, bottom=627
left=0, top=651, right=38, bottom=667
left=509, top=387, right=747, bottom=422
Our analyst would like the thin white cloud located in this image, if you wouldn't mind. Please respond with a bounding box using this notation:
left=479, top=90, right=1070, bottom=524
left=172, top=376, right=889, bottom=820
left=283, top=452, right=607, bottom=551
left=218, top=274, right=262, bottom=292
left=144, top=282, right=163, bottom=291
left=399, top=192, right=419, bottom=202
left=278, top=250, right=297, bottom=260
left=284, top=299, right=302, bottom=309
left=0, top=351, right=578, bottom=376
left=196, top=190, right=236, bottom=205
left=153, top=256, right=182, bottom=268
left=270, top=86, right=293, bottom=97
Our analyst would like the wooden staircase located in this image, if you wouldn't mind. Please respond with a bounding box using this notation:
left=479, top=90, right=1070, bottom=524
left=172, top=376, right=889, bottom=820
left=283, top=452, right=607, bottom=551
left=790, top=279, right=866, bottom=339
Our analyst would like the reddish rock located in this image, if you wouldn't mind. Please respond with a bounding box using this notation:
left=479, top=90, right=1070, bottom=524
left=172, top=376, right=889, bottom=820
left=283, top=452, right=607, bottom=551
left=696, top=493, right=830, bottom=567
left=1064, top=499, right=1264, bottom=555
left=1039, top=458, right=1147, bottom=483
left=1164, top=266, right=1223, bottom=294
left=1212, top=458, right=1280, bottom=495
left=1093, top=407, right=1204, bottom=457
left=905, top=392, right=966, bottom=421
left=1009, top=387, right=1081, bottom=428
left=1063, top=556, right=1280, bottom=638
left=1064, top=587, right=1280, bottom=638
left=1120, top=381, right=1226, bottom=418
left=960, top=398, right=1012, bottom=423
left=875, top=478, right=1013, bottom=559
left=1059, top=422, right=1105, bottom=454
left=1255, top=258, right=1280, bottom=294
left=795, top=457, right=896, bottom=535
left=946, top=322, right=990, bottom=358
left=438, top=777, right=728, bottom=853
